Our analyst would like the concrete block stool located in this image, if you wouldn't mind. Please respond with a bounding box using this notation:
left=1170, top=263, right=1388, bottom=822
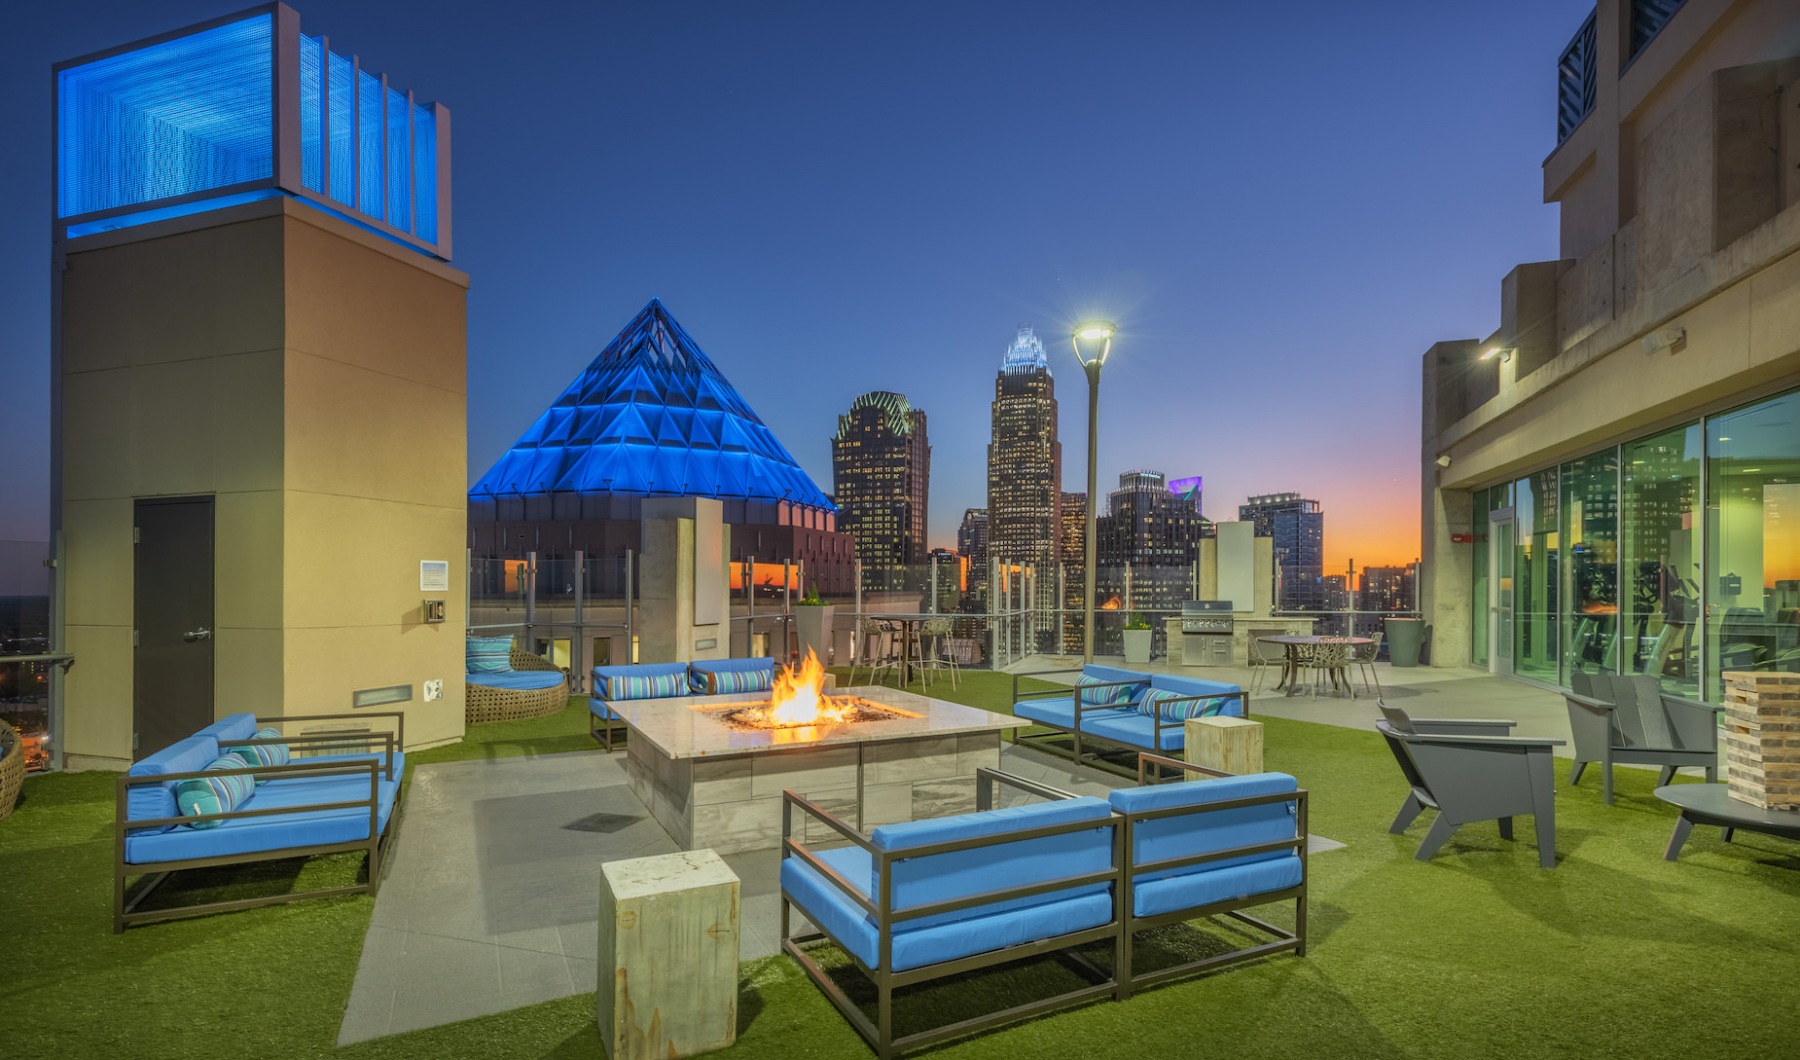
left=598, top=849, right=740, bottom=1059
left=1185, top=716, right=1265, bottom=775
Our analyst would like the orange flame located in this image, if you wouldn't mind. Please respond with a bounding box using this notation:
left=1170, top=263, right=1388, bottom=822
left=767, top=648, right=846, bottom=726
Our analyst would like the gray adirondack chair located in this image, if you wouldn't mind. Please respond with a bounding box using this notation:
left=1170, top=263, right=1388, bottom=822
left=1562, top=673, right=1720, bottom=804
left=1376, top=702, right=1564, bottom=869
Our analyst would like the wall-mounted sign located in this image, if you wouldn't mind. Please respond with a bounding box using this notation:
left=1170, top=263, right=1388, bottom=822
left=420, top=560, right=450, bottom=592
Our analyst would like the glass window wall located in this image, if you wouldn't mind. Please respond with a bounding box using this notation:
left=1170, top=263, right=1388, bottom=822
left=1561, top=451, right=1619, bottom=684
left=1470, top=486, right=1490, bottom=668
left=1620, top=424, right=1701, bottom=697
left=1706, top=390, right=1800, bottom=694
left=1515, top=469, right=1560, bottom=682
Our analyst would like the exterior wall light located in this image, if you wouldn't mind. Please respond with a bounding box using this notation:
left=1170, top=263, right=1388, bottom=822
left=1479, top=345, right=1513, bottom=362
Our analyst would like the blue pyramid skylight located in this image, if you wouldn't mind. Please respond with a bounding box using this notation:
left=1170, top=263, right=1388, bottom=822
left=471, top=299, right=834, bottom=510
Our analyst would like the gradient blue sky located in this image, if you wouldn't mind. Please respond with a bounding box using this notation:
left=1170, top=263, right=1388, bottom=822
left=0, top=0, right=1590, bottom=570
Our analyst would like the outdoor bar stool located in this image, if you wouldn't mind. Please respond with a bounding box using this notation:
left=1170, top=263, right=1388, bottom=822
left=850, top=619, right=900, bottom=687
left=919, top=617, right=960, bottom=690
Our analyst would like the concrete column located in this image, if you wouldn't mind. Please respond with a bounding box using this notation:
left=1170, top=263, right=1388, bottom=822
left=638, top=497, right=730, bottom=663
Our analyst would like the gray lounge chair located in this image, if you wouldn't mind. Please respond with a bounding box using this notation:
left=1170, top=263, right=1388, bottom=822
left=1375, top=702, right=1565, bottom=869
left=1562, top=673, right=1720, bottom=804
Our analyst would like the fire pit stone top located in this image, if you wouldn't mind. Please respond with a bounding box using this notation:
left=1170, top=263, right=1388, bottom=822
left=614, top=685, right=1019, bottom=760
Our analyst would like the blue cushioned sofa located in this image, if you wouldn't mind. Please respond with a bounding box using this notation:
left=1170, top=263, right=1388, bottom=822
left=1011, top=664, right=1247, bottom=775
left=589, top=657, right=790, bottom=751
left=780, top=757, right=1309, bottom=1057
left=114, top=711, right=404, bottom=932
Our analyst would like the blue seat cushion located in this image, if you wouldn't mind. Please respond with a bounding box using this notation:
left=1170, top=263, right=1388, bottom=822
left=126, top=736, right=221, bottom=835
left=466, top=670, right=567, bottom=691
left=1147, top=675, right=1245, bottom=718
left=589, top=696, right=620, bottom=722
left=1132, top=857, right=1303, bottom=918
left=1109, top=773, right=1301, bottom=917
left=782, top=846, right=1115, bottom=973
left=1013, top=695, right=1081, bottom=729
left=871, top=797, right=1115, bottom=929
left=195, top=712, right=259, bottom=744
left=1080, top=711, right=1185, bottom=751
left=125, top=770, right=398, bottom=865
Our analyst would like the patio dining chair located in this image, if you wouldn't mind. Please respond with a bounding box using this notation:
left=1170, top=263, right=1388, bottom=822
left=1246, top=629, right=1288, bottom=693
left=1352, top=631, right=1383, bottom=696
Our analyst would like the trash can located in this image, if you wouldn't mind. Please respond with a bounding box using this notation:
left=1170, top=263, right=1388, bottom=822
left=1386, top=617, right=1423, bottom=668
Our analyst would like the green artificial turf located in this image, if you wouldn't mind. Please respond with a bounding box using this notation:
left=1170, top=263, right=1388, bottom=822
left=7, top=675, right=1798, bottom=1060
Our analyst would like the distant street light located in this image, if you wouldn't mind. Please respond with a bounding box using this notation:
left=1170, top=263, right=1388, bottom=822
left=1071, top=321, right=1115, bottom=664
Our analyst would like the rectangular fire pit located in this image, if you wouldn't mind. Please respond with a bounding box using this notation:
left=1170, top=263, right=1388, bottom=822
left=618, top=685, right=1018, bottom=853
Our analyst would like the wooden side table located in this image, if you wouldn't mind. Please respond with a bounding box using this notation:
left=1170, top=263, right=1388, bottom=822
left=598, top=849, right=740, bottom=1059
left=1185, top=716, right=1264, bottom=775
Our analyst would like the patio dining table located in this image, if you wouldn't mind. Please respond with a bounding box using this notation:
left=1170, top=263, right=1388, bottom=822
left=1257, top=635, right=1373, bottom=697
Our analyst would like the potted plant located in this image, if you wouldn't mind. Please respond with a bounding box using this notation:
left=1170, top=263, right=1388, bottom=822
left=794, top=586, right=836, bottom=666
left=1122, top=613, right=1153, bottom=664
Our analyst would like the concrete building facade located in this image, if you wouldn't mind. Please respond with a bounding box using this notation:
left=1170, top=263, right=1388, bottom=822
left=1421, top=0, right=1800, bottom=699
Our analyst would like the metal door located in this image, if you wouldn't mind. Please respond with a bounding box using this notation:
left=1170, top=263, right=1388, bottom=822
left=1489, top=512, right=1515, bottom=676
left=133, top=496, right=215, bottom=760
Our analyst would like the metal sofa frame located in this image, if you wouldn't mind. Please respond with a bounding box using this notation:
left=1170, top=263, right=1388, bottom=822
left=114, top=712, right=403, bottom=932
left=1010, top=668, right=1248, bottom=779
left=780, top=768, right=1123, bottom=1059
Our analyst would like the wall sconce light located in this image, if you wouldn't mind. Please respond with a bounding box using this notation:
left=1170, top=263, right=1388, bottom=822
left=1435, top=454, right=1453, bottom=468
left=1478, top=345, right=1512, bottom=362
left=1642, top=326, right=1686, bottom=354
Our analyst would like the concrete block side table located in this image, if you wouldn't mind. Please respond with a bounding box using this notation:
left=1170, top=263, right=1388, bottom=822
left=1186, top=716, right=1265, bottom=775
left=598, top=849, right=740, bottom=1059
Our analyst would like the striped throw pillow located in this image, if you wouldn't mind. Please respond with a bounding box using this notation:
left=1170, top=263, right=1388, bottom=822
left=707, top=667, right=774, bottom=696
left=466, top=635, right=514, bottom=674
left=1137, top=688, right=1230, bottom=721
left=605, top=671, right=690, bottom=701
left=228, top=727, right=290, bottom=780
left=1077, top=674, right=1141, bottom=707
left=174, top=753, right=256, bottom=829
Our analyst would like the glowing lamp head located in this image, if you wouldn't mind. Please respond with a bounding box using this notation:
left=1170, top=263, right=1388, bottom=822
left=1071, top=320, right=1117, bottom=368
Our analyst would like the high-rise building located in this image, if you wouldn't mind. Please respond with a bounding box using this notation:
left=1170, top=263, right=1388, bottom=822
left=832, top=391, right=930, bottom=591
left=1058, top=490, right=1088, bottom=652
left=986, top=324, right=1061, bottom=606
left=926, top=548, right=963, bottom=611
left=957, top=508, right=989, bottom=597
left=1096, top=471, right=1209, bottom=638
left=1240, top=493, right=1325, bottom=612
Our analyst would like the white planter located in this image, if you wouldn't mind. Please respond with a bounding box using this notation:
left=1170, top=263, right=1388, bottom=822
left=1122, top=628, right=1153, bottom=664
left=795, top=606, right=836, bottom=665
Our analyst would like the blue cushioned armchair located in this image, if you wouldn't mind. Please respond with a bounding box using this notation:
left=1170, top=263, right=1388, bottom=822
left=1112, top=754, right=1308, bottom=996
left=781, top=769, right=1123, bottom=1059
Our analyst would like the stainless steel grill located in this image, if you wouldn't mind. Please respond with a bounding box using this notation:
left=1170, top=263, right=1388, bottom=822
left=1181, top=600, right=1234, bottom=634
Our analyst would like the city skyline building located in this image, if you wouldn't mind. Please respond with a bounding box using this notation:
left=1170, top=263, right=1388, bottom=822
left=956, top=507, right=989, bottom=598
left=1096, top=471, right=1210, bottom=637
left=986, top=324, right=1062, bottom=612
left=1058, top=490, right=1088, bottom=652
left=831, top=390, right=930, bottom=592
left=1241, top=492, right=1326, bottom=612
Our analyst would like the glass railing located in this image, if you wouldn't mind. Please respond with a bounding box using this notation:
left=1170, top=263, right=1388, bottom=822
left=2, top=540, right=56, bottom=772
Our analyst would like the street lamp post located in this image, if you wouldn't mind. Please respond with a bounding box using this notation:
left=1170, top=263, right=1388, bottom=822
left=1072, top=322, right=1115, bottom=665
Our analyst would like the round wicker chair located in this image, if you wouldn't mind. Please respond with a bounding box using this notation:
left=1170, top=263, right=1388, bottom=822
left=465, top=649, right=570, bottom=725
left=0, top=721, right=25, bottom=820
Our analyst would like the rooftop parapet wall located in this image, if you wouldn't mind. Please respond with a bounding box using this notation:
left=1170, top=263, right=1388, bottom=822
left=54, top=3, right=450, bottom=259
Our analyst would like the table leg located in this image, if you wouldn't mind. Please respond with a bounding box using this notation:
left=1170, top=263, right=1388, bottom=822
left=1663, top=813, right=1695, bottom=861
left=1283, top=647, right=1301, bottom=696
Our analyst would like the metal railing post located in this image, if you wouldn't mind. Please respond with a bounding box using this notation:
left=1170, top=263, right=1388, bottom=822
left=524, top=550, right=537, bottom=649
left=572, top=549, right=586, bottom=692
left=623, top=549, right=634, bottom=664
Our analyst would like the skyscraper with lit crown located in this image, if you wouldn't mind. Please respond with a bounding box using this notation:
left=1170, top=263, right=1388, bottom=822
left=986, top=325, right=1061, bottom=599
left=832, top=391, right=930, bottom=591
